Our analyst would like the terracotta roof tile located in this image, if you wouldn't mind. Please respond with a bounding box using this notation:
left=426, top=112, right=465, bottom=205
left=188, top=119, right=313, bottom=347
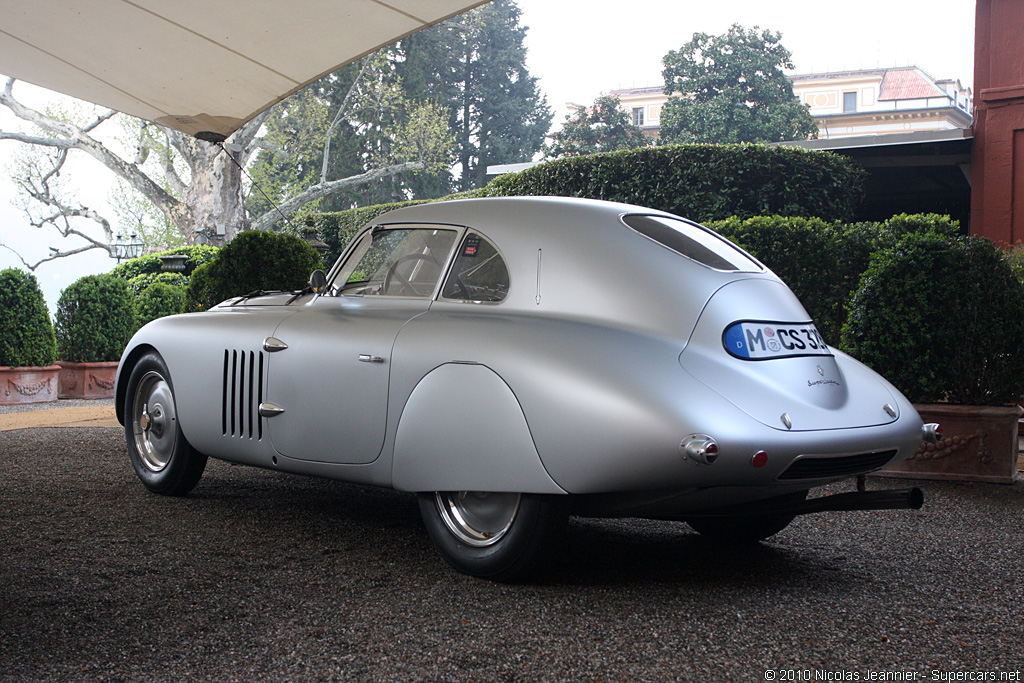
left=879, top=68, right=947, bottom=101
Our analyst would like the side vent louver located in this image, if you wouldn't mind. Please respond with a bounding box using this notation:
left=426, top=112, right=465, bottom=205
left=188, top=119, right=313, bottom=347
left=222, top=349, right=265, bottom=440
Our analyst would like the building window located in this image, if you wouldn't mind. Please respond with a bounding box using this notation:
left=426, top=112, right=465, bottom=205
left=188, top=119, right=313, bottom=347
left=843, top=91, right=858, bottom=113
left=632, top=107, right=644, bottom=126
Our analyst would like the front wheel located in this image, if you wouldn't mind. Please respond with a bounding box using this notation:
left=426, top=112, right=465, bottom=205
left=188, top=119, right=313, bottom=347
left=124, top=352, right=207, bottom=496
left=418, top=491, right=568, bottom=581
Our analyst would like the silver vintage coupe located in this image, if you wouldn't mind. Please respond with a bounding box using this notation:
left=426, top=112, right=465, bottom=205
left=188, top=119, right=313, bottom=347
left=116, top=197, right=937, bottom=580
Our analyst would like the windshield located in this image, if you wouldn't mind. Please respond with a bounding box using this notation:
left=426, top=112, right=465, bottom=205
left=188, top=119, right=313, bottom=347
left=333, top=226, right=459, bottom=298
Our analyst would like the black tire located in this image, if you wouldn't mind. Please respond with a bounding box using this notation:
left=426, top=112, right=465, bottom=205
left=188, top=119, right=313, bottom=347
left=686, top=490, right=808, bottom=543
left=124, top=352, right=207, bottom=496
left=418, top=491, right=568, bottom=581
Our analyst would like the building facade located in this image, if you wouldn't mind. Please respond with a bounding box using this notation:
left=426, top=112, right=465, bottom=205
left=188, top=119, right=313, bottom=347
left=609, top=66, right=973, bottom=140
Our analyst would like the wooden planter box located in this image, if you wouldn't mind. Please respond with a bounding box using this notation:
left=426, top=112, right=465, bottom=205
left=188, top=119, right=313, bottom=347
left=56, top=361, right=119, bottom=400
left=0, top=365, right=61, bottom=405
left=875, top=403, right=1022, bottom=484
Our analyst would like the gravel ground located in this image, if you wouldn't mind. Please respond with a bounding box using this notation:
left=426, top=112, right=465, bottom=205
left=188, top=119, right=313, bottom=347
left=0, top=398, right=114, bottom=415
left=1, top=427, right=1022, bottom=682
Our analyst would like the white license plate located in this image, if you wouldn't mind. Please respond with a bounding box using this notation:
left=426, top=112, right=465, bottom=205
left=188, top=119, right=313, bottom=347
left=723, top=321, right=830, bottom=360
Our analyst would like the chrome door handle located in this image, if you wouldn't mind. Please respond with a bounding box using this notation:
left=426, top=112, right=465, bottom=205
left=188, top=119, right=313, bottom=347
left=258, top=402, right=285, bottom=417
left=262, top=337, right=288, bottom=352
left=358, top=354, right=386, bottom=363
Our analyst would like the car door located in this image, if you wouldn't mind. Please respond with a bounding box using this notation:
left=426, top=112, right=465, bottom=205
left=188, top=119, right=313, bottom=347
left=264, top=224, right=460, bottom=464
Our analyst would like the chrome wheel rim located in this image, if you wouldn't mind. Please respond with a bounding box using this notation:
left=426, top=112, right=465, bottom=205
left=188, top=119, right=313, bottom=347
left=132, top=370, right=177, bottom=472
left=435, top=491, right=521, bottom=547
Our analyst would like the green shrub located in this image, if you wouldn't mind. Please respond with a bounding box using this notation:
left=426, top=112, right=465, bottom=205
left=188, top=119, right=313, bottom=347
left=0, top=268, right=57, bottom=367
left=1005, top=243, right=1024, bottom=283
left=135, top=282, right=185, bottom=328
left=109, top=245, right=219, bottom=281
left=54, top=274, right=135, bottom=362
left=125, top=271, right=188, bottom=296
left=708, top=213, right=969, bottom=343
left=842, top=234, right=1024, bottom=405
left=707, top=216, right=849, bottom=341
left=306, top=145, right=866, bottom=261
left=305, top=200, right=432, bottom=266
left=184, top=230, right=323, bottom=311
left=479, top=144, right=866, bottom=222
left=875, top=213, right=962, bottom=244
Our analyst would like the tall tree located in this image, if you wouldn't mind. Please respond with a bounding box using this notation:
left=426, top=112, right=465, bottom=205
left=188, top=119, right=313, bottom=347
left=398, top=0, right=551, bottom=192
left=659, top=24, right=817, bottom=145
left=246, top=52, right=452, bottom=221
left=545, top=95, right=650, bottom=158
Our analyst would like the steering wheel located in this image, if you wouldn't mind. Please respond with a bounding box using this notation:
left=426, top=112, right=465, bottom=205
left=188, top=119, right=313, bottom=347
left=383, top=254, right=440, bottom=296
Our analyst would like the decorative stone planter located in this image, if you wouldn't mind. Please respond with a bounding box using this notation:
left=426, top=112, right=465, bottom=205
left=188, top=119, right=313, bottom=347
left=0, top=365, right=60, bottom=405
left=875, top=403, right=1022, bottom=484
left=56, top=361, right=119, bottom=400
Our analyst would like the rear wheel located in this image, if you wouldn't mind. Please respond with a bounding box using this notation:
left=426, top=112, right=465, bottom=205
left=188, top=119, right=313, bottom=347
left=418, top=491, right=568, bottom=581
left=124, top=352, right=207, bottom=496
left=686, top=490, right=808, bottom=543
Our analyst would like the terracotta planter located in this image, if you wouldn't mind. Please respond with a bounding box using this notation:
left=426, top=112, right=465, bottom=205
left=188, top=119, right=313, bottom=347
left=875, top=403, right=1022, bottom=484
left=0, top=365, right=61, bottom=405
left=56, top=361, right=119, bottom=400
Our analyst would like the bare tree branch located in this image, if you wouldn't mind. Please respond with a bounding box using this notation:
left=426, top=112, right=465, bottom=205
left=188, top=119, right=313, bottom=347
left=321, top=56, right=376, bottom=185
left=83, top=109, right=118, bottom=133
left=249, top=161, right=423, bottom=232
left=1, top=78, right=182, bottom=226
left=0, top=131, right=76, bottom=148
left=1, top=241, right=108, bottom=270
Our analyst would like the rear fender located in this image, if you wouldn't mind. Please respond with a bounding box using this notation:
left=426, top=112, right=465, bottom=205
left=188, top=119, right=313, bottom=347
left=392, top=363, right=565, bottom=494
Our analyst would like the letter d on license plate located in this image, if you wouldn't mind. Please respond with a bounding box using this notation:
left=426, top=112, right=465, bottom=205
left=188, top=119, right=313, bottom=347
left=723, top=320, right=831, bottom=360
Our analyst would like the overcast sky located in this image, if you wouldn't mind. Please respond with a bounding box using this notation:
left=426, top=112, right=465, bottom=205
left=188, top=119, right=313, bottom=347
left=517, top=0, right=976, bottom=122
left=0, top=0, right=977, bottom=309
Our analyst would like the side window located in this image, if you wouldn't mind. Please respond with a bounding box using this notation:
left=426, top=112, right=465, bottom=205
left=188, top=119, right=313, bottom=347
left=333, top=227, right=458, bottom=298
left=441, top=232, right=510, bottom=303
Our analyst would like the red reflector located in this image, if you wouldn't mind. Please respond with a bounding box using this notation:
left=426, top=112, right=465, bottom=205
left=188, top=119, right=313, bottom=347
left=751, top=451, right=768, bottom=468
left=706, top=442, right=718, bottom=455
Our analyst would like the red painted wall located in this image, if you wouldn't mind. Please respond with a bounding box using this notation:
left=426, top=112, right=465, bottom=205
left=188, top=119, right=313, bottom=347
left=971, top=0, right=1024, bottom=245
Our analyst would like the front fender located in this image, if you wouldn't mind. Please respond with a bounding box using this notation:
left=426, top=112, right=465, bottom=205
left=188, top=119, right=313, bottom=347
left=391, top=363, right=566, bottom=494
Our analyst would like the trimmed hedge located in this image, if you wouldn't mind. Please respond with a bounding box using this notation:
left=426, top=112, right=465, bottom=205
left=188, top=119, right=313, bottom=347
left=842, top=234, right=1024, bottom=405
left=306, top=145, right=866, bottom=262
left=124, top=271, right=189, bottom=296
left=135, top=282, right=186, bottom=328
left=0, top=268, right=57, bottom=367
left=184, top=230, right=324, bottom=311
left=707, top=214, right=967, bottom=343
left=304, top=200, right=431, bottom=267
left=109, top=245, right=219, bottom=282
left=479, top=144, right=866, bottom=223
left=54, top=274, right=135, bottom=363
left=707, top=216, right=847, bottom=341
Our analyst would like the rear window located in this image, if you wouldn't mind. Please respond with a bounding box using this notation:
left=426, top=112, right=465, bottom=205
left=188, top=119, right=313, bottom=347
left=622, top=214, right=761, bottom=272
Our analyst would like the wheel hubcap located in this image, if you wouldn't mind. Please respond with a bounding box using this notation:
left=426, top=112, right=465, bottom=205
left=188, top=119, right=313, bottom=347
left=435, top=491, right=521, bottom=547
left=132, top=371, right=176, bottom=472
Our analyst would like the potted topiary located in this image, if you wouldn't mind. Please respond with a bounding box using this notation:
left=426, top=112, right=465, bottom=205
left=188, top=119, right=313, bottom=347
left=54, top=274, right=135, bottom=399
left=842, top=234, right=1024, bottom=483
left=0, top=268, right=59, bottom=405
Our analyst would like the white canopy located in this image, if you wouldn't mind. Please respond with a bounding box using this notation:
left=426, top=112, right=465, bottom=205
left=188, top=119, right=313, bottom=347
left=0, top=0, right=488, bottom=140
